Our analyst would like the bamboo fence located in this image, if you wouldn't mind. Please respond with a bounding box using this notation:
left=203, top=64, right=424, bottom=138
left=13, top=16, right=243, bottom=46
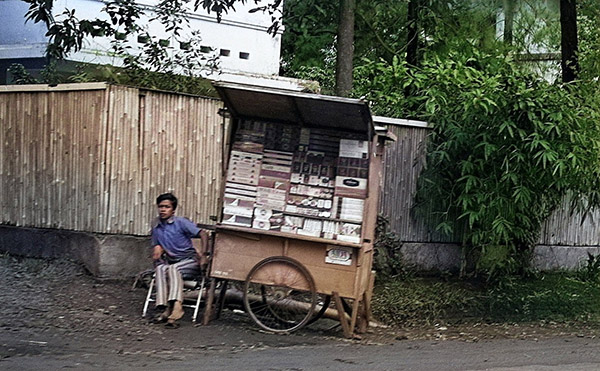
left=1, top=83, right=598, bottom=245
left=0, top=83, right=225, bottom=235
left=378, top=123, right=600, bottom=246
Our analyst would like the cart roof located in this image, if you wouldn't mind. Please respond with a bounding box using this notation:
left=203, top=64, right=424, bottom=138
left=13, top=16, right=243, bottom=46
left=213, top=82, right=374, bottom=136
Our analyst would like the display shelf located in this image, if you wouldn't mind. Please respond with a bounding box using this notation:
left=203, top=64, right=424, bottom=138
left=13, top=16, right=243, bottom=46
left=281, top=211, right=363, bottom=225
left=215, top=224, right=363, bottom=248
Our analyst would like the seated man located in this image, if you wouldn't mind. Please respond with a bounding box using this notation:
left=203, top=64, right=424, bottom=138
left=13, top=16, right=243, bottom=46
left=151, top=192, right=207, bottom=327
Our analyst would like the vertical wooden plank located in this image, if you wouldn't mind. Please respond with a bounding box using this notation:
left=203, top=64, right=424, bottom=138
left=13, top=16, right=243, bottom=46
left=332, top=291, right=352, bottom=338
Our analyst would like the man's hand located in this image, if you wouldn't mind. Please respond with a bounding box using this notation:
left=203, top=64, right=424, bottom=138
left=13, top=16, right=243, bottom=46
left=152, top=245, right=164, bottom=260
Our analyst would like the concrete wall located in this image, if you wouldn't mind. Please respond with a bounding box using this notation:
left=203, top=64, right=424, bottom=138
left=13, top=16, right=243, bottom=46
left=398, top=242, right=600, bottom=273
left=4, top=224, right=600, bottom=279
left=0, top=225, right=151, bottom=279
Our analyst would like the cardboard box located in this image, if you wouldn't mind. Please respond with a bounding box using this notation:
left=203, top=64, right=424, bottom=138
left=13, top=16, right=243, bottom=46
left=252, top=219, right=271, bottom=230
left=339, top=139, right=369, bottom=159
left=337, top=223, right=362, bottom=243
left=322, top=221, right=340, bottom=239
left=297, top=219, right=322, bottom=237
left=253, top=207, right=273, bottom=220
left=223, top=196, right=255, bottom=208
left=258, top=176, right=290, bottom=190
left=224, top=186, right=257, bottom=198
left=223, top=205, right=254, bottom=218
left=222, top=214, right=252, bottom=227
left=281, top=216, right=304, bottom=233
left=334, top=176, right=368, bottom=198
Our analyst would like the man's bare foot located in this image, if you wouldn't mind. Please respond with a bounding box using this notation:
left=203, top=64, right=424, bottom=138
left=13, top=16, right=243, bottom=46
left=168, top=300, right=184, bottom=321
left=152, top=306, right=171, bottom=323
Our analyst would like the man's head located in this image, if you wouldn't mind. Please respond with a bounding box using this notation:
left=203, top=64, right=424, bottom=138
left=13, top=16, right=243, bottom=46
left=156, top=193, right=178, bottom=220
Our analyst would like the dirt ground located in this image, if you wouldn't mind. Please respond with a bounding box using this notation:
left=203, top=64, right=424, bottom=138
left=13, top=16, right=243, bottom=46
left=1, top=253, right=599, bottom=363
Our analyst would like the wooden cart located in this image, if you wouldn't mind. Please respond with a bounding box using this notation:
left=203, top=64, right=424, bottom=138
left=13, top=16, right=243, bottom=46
left=203, top=83, right=389, bottom=338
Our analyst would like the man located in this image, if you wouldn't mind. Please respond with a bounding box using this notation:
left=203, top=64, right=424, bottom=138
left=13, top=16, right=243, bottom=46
left=151, top=192, right=207, bottom=327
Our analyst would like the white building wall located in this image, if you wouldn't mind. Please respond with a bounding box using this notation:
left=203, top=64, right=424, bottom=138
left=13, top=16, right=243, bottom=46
left=0, top=0, right=282, bottom=76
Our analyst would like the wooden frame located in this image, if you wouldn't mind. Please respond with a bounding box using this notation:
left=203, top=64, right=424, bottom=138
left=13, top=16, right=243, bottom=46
left=203, top=84, right=388, bottom=337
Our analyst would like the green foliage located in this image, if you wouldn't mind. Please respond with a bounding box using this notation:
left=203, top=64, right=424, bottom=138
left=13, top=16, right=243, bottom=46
left=71, top=64, right=218, bottom=96
left=486, top=273, right=600, bottom=322
left=373, top=215, right=407, bottom=278
left=373, top=273, right=600, bottom=327
left=7, top=64, right=39, bottom=84
left=8, top=62, right=217, bottom=97
left=355, top=50, right=600, bottom=278
left=576, top=253, right=600, bottom=284
left=372, top=277, right=482, bottom=326
left=280, top=0, right=337, bottom=75
left=578, top=0, right=600, bottom=80
left=18, top=0, right=249, bottom=90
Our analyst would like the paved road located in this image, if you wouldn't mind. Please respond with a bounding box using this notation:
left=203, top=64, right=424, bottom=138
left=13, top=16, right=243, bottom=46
left=2, top=328, right=600, bottom=370
left=2, top=255, right=600, bottom=370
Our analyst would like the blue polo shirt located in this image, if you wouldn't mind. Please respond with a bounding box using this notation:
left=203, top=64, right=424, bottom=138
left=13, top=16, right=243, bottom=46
left=151, top=216, right=201, bottom=260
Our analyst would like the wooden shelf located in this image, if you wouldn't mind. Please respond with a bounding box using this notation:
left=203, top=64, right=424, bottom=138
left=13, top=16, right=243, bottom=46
left=287, top=192, right=333, bottom=200
left=215, top=224, right=363, bottom=248
left=282, top=211, right=363, bottom=224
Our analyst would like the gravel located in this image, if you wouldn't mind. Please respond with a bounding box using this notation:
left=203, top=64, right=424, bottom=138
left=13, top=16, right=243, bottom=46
left=1, top=252, right=599, bottom=359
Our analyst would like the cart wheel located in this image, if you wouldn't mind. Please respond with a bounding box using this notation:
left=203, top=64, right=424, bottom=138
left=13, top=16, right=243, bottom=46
left=243, top=256, right=317, bottom=333
left=307, top=294, right=331, bottom=325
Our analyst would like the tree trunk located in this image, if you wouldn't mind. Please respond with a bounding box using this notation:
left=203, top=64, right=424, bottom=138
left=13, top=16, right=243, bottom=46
left=502, top=0, right=515, bottom=45
left=335, top=0, right=355, bottom=97
left=406, top=0, right=419, bottom=67
left=560, top=0, right=579, bottom=83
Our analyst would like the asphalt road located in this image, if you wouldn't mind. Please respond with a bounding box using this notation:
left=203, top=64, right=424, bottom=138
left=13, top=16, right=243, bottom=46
left=2, top=329, right=600, bottom=370
left=2, top=255, right=600, bottom=370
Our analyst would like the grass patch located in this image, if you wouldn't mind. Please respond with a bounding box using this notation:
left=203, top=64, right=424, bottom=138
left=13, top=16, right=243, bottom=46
left=372, top=273, right=600, bottom=328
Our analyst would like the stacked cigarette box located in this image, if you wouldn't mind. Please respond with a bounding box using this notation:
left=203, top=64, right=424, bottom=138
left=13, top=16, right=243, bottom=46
left=254, top=149, right=293, bottom=231
left=222, top=121, right=265, bottom=227
left=332, top=139, right=370, bottom=243
left=264, top=123, right=300, bottom=152
left=222, top=181, right=258, bottom=227
left=221, top=120, right=370, bottom=244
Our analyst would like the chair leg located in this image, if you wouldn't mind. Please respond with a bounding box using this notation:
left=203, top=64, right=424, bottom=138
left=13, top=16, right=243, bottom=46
left=142, top=278, right=155, bottom=318
left=192, top=276, right=206, bottom=323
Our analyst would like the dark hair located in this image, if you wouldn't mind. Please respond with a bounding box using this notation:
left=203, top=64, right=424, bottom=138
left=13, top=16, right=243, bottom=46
left=156, top=193, right=178, bottom=210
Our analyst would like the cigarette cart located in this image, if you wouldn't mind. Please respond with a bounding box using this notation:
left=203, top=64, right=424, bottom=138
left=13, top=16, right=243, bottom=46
left=205, top=82, right=388, bottom=338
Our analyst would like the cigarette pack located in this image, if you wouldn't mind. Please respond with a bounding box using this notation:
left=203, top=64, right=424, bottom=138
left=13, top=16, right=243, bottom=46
left=334, top=176, right=368, bottom=198
left=339, top=139, right=369, bottom=159
left=297, top=218, right=323, bottom=237
left=322, top=221, right=340, bottom=239
left=252, top=219, right=271, bottom=230
left=281, top=216, right=304, bottom=233
left=339, top=197, right=365, bottom=222
left=336, top=223, right=362, bottom=243
left=223, top=196, right=255, bottom=208
left=253, top=207, right=273, bottom=220
left=325, top=246, right=353, bottom=265
left=223, top=205, right=254, bottom=218
left=224, top=187, right=257, bottom=198
left=222, top=214, right=252, bottom=227
left=258, top=176, right=290, bottom=190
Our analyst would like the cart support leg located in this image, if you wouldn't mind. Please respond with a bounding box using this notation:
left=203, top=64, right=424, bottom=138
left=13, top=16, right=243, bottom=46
left=358, top=272, right=375, bottom=333
left=349, top=297, right=361, bottom=334
left=216, top=279, right=229, bottom=319
left=202, top=278, right=217, bottom=325
left=357, top=292, right=371, bottom=333
left=332, top=291, right=352, bottom=338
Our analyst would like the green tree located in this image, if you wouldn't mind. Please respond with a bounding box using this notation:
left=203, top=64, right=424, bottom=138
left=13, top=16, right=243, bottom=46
left=355, top=50, right=600, bottom=279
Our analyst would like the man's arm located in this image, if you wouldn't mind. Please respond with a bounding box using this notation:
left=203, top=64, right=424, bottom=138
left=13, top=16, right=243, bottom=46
left=199, top=229, right=209, bottom=253
left=152, top=245, right=164, bottom=260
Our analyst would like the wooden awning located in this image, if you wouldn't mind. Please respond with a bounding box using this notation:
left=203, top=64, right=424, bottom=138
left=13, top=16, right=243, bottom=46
left=213, top=82, right=374, bottom=137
